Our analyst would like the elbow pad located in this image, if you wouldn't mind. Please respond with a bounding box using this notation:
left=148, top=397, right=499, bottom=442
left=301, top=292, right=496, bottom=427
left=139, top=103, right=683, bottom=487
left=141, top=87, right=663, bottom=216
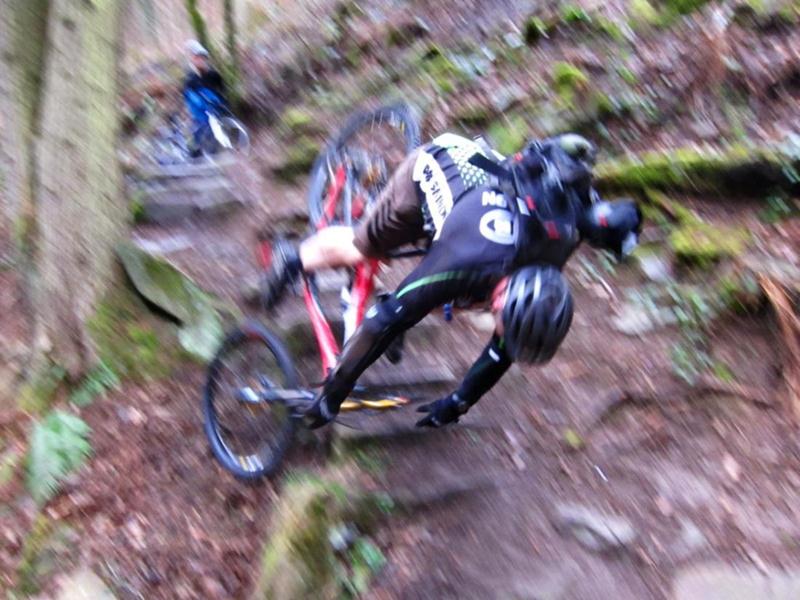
left=579, top=199, right=642, bottom=257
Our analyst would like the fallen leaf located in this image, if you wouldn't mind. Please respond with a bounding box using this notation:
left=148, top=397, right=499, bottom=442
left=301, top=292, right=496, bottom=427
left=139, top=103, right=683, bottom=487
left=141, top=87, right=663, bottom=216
left=723, top=453, right=741, bottom=482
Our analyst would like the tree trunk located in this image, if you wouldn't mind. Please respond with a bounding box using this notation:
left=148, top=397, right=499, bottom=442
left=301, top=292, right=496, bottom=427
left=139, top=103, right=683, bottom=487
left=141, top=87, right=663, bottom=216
left=185, top=0, right=213, bottom=55
left=0, top=0, right=50, bottom=255
left=30, top=0, right=125, bottom=378
left=222, top=0, right=241, bottom=86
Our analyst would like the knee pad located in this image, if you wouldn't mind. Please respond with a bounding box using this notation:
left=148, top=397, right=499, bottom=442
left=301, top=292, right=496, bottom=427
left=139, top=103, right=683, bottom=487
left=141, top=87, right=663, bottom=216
left=330, top=293, right=410, bottom=389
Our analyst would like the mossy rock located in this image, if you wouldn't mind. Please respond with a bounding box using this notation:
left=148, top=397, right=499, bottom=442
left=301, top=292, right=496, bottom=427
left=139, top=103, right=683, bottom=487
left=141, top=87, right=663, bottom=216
left=115, top=242, right=225, bottom=362
left=669, top=224, right=749, bottom=268
left=664, top=0, right=713, bottom=17
left=524, top=16, right=550, bottom=44
left=644, top=190, right=701, bottom=226
left=386, top=17, right=430, bottom=47
left=418, top=50, right=470, bottom=95
left=716, top=268, right=764, bottom=314
left=488, top=114, right=529, bottom=155
left=254, top=469, right=393, bottom=599
left=595, top=145, right=800, bottom=195
left=552, top=62, right=589, bottom=105
left=454, top=102, right=495, bottom=127
left=272, top=137, right=319, bottom=182
left=17, top=364, right=66, bottom=414
left=628, top=0, right=662, bottom=28
left=280, top=107, right=322, bottom=137
left=88, top=286, right=191, bottom=381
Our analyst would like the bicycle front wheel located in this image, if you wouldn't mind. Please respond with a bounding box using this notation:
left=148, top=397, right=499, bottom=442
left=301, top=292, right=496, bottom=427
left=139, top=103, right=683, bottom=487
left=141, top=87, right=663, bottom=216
left=203, top=321, right=299, bottom=479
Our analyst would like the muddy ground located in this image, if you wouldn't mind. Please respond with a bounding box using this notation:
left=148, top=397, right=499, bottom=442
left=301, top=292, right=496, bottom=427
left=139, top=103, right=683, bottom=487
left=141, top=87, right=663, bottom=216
left=3, top=136, right=799, bottom=599
left=3, top=0, right=800, bottom=598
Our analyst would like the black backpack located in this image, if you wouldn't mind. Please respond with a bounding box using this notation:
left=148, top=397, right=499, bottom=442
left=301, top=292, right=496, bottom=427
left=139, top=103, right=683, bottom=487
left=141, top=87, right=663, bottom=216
left=469, top=133, right=596, bottom=266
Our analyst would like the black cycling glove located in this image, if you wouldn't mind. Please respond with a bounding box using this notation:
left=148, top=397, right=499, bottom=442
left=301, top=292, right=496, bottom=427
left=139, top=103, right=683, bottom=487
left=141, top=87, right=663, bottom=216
left=415, top=393, right=469, bottom=428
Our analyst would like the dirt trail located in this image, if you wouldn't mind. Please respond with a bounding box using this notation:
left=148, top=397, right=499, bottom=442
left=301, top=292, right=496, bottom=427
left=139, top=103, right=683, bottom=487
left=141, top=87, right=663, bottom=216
left=55, top=121, right=795, bottom=599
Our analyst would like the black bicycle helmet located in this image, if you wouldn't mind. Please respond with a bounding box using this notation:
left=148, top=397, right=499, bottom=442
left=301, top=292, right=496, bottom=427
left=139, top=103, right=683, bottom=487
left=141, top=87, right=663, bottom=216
left=502, top=265, right=574, bottom=364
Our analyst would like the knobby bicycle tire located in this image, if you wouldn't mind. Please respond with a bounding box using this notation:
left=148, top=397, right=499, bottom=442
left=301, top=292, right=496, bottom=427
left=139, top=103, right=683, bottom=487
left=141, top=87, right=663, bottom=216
left=203, top=321, right=299, bottom=479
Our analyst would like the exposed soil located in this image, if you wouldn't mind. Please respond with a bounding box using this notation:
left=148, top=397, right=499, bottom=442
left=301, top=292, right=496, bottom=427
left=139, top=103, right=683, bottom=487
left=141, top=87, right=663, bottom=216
left=3, top=1, right=800, bottom=598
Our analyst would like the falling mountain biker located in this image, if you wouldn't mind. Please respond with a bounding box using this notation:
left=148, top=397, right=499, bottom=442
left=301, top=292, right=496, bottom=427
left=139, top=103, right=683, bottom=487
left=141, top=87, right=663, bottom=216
left=183, top=40, right=228, bottom=157
left=263, top=132, right=642, bottom=429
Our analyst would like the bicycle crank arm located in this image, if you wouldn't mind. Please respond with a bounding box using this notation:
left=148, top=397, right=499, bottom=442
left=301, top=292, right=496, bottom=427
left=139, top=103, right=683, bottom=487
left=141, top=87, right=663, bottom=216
left=261, top=388, right=315, bottom=403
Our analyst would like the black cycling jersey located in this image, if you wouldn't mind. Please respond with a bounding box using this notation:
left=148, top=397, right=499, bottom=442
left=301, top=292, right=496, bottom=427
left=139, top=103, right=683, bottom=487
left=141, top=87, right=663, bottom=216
left=183, top=68, right=226, bottom=101
left=313, top=137, right=639, bottom=422
left=318, top=179, right=584, bottom=415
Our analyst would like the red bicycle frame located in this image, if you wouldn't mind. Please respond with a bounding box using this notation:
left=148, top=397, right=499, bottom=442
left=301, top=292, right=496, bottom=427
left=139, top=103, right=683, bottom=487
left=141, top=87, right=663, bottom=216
left=258, top=162, right=382, bottom=378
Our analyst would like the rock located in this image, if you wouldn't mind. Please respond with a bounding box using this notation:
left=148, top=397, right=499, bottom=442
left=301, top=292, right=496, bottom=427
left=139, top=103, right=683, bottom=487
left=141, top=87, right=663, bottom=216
left=131, top=234, right=193, bottom=255
left=279, top=107, right=322, bottom=136
left=116, top=242, right=225, bottom=361
left=389, top=474, right=497, bottom=512
left=722, top=453, right=741, bottom=482
left=651, top=465, right=714, bottom=509
left=503, top=31, right=525, bottom=49
left=669, top=224, right=749, bottom=268
left=611, top=298, right=678, bottom=336
left=387, top=16, right=430, bottom=46
left=488, top=83, right=526, bottom=114
left=595, top=144, right=800, bottom=196
left=271, top=137, right=319, bottom=182
left=254, top=469, right=391, bottom=599
left=611, top=302, right=656, bottom=336
left=671, top=519, right=708, bottom=560
left=131, top=173, right=244, bottom=225
left=673, top=563, right=800, bottom=600
left=552, top=503, right=636, bottom=553
left=199, top=575, right=228, bottom=598
left=634, top=251, right=673, bottom=283
left=55, top=568, right=115, bottom=600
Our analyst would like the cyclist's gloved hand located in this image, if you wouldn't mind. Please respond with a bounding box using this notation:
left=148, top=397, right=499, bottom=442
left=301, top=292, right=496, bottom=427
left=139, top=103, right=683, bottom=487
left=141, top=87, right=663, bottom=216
left=415, top=393, right=469, bottom=428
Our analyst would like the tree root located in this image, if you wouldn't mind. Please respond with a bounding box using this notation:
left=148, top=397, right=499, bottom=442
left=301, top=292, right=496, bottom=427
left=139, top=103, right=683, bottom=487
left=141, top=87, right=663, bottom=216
left=760, top=276, right=800, bottom=420
left=591, top=377, right=773, bottom=431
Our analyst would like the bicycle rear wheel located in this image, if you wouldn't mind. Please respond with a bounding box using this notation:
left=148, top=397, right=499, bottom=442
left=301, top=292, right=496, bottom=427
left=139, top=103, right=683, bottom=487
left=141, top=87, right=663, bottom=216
left=307, top=103, right=421, bottom=229
left=203, top=321, right=299, bottom=479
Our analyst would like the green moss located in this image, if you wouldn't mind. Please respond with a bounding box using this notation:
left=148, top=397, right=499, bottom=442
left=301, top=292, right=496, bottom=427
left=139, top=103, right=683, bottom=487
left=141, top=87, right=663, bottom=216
left=18, top=364, right=66, bottom=415
left=255, top=469, right=392, bottom=599
left=593, top=93, right=615, bottom=118
left=488, top=114, right=528, bottom=155
left=15, top=513, right=53, bottom=596
left=716, top=271, right=763, bottom=314
left=561, top=5, right=592, bottom=24
left=617, top=65, right=638, bottom=85
left=595, top=145, right=799, bottom=195
left=87, top=287, right=186, bottom=381
left=524, top=16, right=549, bottom=44
left=644, top=190, right=700, bottom=226
left=280, top=107, right=320, bottom=136
left=552, top=62, right=589, bottom=105
left=0, top=447, right=21, bottom=488
left=129, top=189, right=146, bottom=224
left=419, top=50, right=470, bottom=95
left=669, top=224, right=749, bottom=268
left=271, top=137, right=320, bottom=182
left=454, top=103, right=494, bottom=127
left=664, top=0, right=712, bottom=17
left=629, top=0, right=661, bottom=27
left=595, top=16, right=626, bottom=41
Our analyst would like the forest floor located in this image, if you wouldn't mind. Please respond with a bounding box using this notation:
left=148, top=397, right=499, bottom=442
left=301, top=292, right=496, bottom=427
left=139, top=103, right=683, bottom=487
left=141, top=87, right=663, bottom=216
left=3, top=0, right=800, bottom=598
